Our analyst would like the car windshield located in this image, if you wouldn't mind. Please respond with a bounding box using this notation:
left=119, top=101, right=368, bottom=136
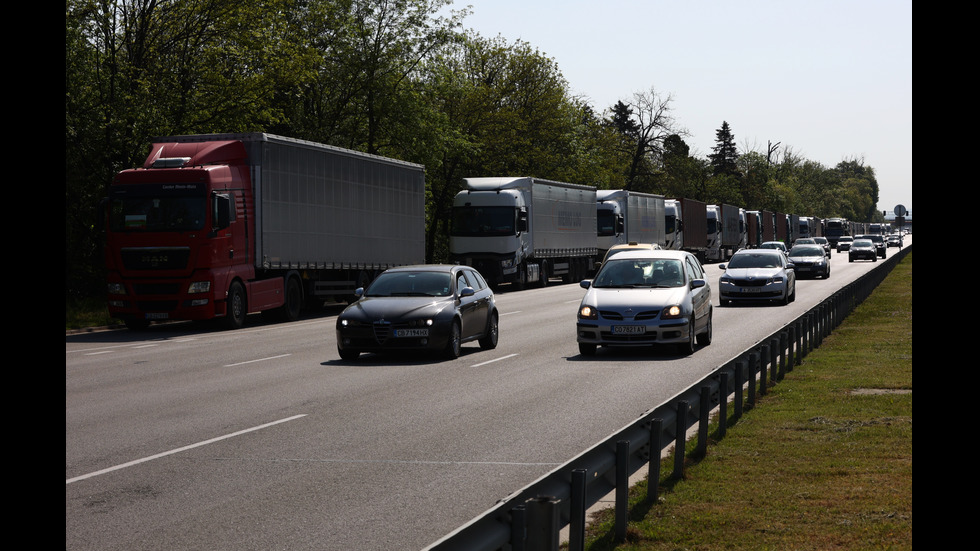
left=852, top=239, right=873, bottom=247
left=727, top=253, right=783, bottom=269
left=365, top=271, right=453, bottom=297
left=761, top=242, right=784, bottom=250
left=593, top=258, right=685, bottom=288
left=814, top=238, right=827, bottom=244
left=840, top=237, right=853, bottom=242
left=789, top=246, right=823, bottom=257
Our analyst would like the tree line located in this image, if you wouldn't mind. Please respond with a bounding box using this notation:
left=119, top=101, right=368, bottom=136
left=66, top=0, right=881, bottom=298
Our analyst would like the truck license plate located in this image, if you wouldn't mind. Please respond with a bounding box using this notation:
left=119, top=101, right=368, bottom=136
left=146, top=313, right=169, bottom=319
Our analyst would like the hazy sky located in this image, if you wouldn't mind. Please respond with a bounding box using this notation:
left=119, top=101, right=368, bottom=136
left=450, top=0, right=912, bottom=215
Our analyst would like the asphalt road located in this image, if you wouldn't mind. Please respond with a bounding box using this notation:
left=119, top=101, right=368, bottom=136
left=66, top=238, right=908, bottom=550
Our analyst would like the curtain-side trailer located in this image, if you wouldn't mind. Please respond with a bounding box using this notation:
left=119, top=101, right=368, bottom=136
left=104, top=133, right=426, bottom=330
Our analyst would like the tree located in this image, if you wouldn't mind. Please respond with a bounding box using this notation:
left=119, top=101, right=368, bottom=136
left=608, top=87, right=681, bottom=192
left=709, top=121, right=739, bottom=178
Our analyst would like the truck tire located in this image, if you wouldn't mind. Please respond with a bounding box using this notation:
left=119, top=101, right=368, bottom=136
left=225, top=281, right=247, bottom=330
left=279, top=276, right=302, bottom=322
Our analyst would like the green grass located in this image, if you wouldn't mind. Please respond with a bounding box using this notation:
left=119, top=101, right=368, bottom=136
left=66, top=296, right=123, bottom=331
left=582, top=252, right=912, bottom=551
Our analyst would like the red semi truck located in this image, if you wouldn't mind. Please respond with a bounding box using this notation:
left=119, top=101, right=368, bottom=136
left=104, top=133, right=426, bottom=330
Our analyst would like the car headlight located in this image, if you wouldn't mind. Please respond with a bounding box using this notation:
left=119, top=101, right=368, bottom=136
left=661, top=305, right=683, bottom=319
left=407, top=319, right=433, bottom=327
left=719, top=276, right=733, bottom=285
left=578, top=305, right=598, bottom=320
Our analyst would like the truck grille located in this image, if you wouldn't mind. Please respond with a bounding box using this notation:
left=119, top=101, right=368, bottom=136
left=121, top=247, right=190, bottom=270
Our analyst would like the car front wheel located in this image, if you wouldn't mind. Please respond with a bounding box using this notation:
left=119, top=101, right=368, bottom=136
left=443, top=320, right=462, bottom=359
left=479, top=312, right=499, bottom=350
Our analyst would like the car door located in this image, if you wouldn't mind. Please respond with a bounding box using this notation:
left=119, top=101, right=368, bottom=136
left=455, top=269, right=483, bottom=339
left=686, top=255, right=711, bottom=332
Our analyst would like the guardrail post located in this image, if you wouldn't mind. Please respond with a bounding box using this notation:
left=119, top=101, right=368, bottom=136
left=616, top=440, right=629, bottom=542
left=734, top=362, right=744, bottom=418
left=718, top=374, right=728, bottom=438
left=748, top=353, right=758, bottom=407
left=778, top=333, right=787, bottom=378
left=788, top=324, right=797, bottom=371
left=802, top=315, right=810, bottom=356
left=770, top=338, right=779, bottom=383
left=758, top=345, right=768, bottom=396
left=673, top=401, right=688, bottom=480
left=511, top=505, right=526, bottom=551
left=697, top=386, right=710, bottom=458
left=569, top=469, right=587, bottom=551
left=648, top=418, right=662, bottom=503
left=525, top=496, right=560, bottom=551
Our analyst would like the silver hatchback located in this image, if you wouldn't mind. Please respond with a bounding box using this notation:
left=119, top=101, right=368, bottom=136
left=576, top=250, right=712, bottom=356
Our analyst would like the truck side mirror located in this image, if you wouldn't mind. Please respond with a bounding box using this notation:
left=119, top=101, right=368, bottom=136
left=517, top=210, right=528, bottom=233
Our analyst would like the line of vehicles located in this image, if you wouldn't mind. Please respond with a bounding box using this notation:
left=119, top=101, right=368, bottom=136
left=100, top=133, right=900, bottom=360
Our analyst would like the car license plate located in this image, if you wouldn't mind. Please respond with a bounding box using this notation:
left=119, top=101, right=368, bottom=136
left=146, top=313, right=169, bottom=319
left=738, top=287, right=763, bottom=293
left=612, top=325, right=645, bottom=334
left=395, top=328, right=429, bottom=337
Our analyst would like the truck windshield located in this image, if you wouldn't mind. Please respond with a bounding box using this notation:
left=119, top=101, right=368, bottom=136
left=109, top=183, right=207, bottom=232
left=451, top=206, right=515, bottom=237
left=597, top=210, right=616, bottom=236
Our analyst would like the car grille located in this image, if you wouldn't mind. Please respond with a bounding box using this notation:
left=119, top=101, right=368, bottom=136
left=373, top=321, right=392, bottom=343
left=599, top=310, right=660, bottom=321
left=726, top=278, right=767, bottom=287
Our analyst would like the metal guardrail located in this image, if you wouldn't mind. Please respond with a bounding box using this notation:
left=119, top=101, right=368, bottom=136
left=424, top=244, right=911, bottom=551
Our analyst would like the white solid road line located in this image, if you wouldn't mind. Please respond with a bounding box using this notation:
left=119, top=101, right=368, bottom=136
left=66, top=414, right=307, bottom=485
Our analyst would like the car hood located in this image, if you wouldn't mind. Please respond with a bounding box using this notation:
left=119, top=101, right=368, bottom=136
left=585, top=285, right=689, bottom=308
left=723, top=267, right=785, bottom=279
left=341, top=296, right=453, bottom=321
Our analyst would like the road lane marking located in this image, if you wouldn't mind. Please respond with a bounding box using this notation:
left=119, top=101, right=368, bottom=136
left=66, top=414, right=307, bottom=485
left=224, top=354, right=291, bottom=367
left=471, top=354, right=518, bottom=367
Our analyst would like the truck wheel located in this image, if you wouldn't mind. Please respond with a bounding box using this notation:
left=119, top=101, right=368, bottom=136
left=279, top=277, right=302, bottom=322
left=538, top=261, right=548, bottom=287
left=226, top=281, right=247, bottom=330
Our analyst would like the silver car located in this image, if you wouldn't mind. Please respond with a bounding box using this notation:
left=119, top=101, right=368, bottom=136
left=718, top=249, right=796, bottom=306
left=576, top=250, right=712, bottom=356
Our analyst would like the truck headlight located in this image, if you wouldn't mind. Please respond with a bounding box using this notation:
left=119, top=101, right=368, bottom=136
left=107, top=283, right=127, bottom=295
left=501, top=258, right=515, bottom=269
left=188, top=281, right=211, bottom=294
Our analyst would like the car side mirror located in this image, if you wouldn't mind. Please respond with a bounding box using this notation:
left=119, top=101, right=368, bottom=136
left=580, top=280, right=592, bottom=289
left=459, top=287, right=475, bottom=298
left=690, top=279, right=706, bottom=289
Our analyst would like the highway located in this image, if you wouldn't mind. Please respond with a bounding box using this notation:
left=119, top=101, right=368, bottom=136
left=66, top=239, right=908, bottom=550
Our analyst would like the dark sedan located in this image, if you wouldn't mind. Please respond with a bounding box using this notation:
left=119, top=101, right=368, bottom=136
left=856, top=234, right=887, bottom=258
left=336, top=265, right=498, bottom=360
left=788, top=245, right=830, bottom=279
left=848, top=239, right=878, bottom=262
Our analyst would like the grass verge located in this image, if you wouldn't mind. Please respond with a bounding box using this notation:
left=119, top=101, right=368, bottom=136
left=582, top=252, right=912, bottom=550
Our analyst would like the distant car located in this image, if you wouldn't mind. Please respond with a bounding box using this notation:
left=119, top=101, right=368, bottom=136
left=788, top=245, right=830, bottom=279
left=813, top=236, right=832, bottom=257
left=793, top=238, right=817, bottom=246
left=718, top=249, right=796, bottom=306
left=760, top=241, right=788, bottom=256
left=836, top=236, right=854, bottom=253
left=856, top=234, right=886, bottom=258
left=598, top=242, right=662, bottom=268
left=886, top=233, right=902, bottom=247
left=336, top=264, right=498, bottom=360
left=848, top=239, right=878, bottom=262
left=576, top=250, right=712, bottom=356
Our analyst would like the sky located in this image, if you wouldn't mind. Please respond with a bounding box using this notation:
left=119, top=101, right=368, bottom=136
left=447, top=0, right=912, bottom=216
